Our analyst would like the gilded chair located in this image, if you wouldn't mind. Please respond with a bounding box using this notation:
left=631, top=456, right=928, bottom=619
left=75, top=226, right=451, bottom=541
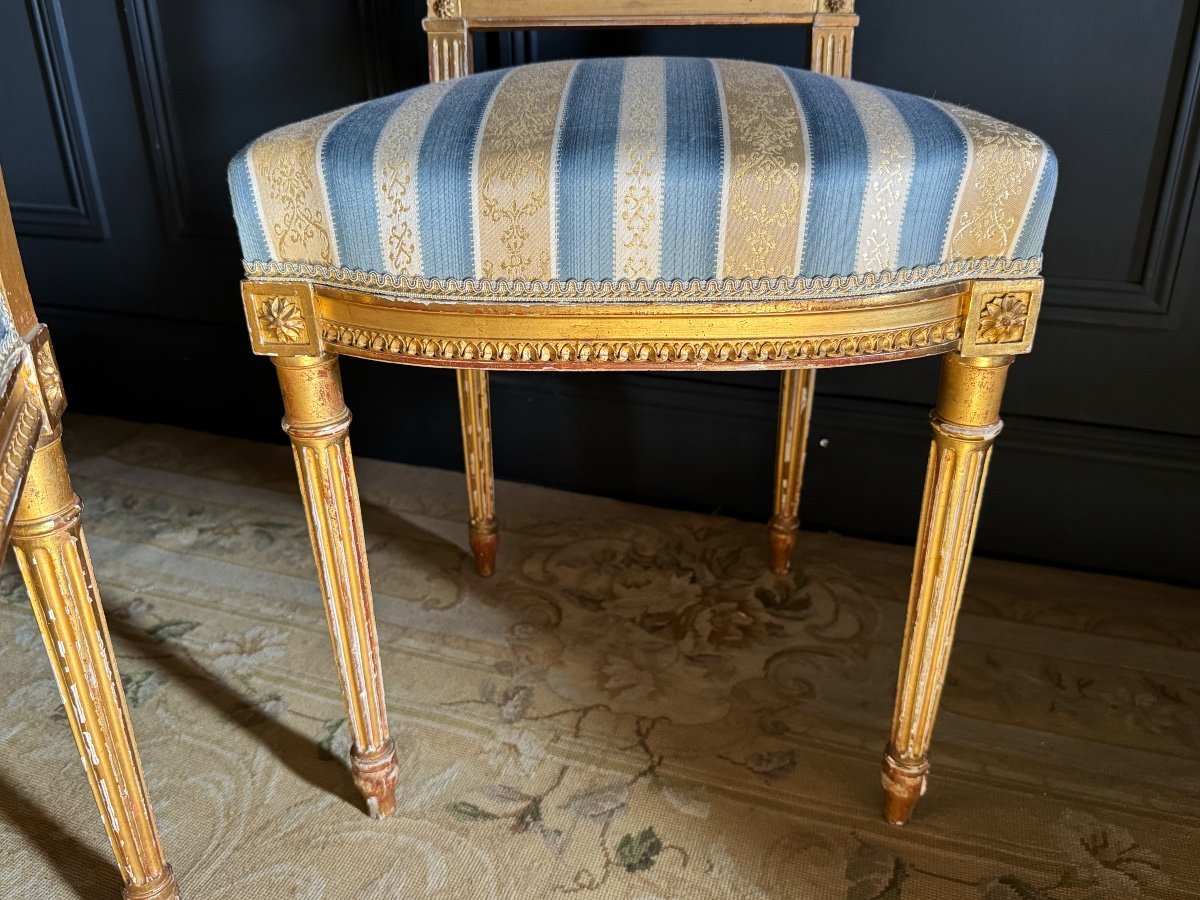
left=229, top=0, right=1055, bottom=825
left=0, top=168, right=179, bottom=898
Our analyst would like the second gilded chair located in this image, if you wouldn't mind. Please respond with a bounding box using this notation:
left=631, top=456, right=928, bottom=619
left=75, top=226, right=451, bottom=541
left=0, top=167, right=179, bottom=898
left=229, top=0, right=1055, bottom=825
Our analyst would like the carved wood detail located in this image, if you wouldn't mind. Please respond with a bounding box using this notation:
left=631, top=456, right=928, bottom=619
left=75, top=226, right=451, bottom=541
left=0, top=382, right=43, bottom=549
left=274, top=355, right=398, bottom=818
left=12, top=435, right=179, bottom=898
left=425, top=16, right=473, bottom=82
left=242, top=281, right=320, bottom=356
left=28, top=326, right=67, bottom=429
left=961, top=278, right=1042, bottom=357
left=320, top=320, right=962, bottom=369
left=810, top=13, right=857, bottom=78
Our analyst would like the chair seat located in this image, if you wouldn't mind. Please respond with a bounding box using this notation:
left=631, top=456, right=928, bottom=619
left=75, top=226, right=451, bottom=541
left=230, top=58, right=1055, bottom=298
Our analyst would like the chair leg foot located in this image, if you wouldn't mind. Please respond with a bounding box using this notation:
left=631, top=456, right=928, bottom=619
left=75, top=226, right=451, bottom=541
left=457, top=369, right=498, bottom=578
left=769, top=370, right=814, bottom=577
left=881, top=749, right=928, bottom=826
left=352, top=738, right=399, bottom=819
left=123, top=866, right=180, bottom=900
left=469, top=520, right=499, bottom=577
left=767, top=515, right=798, bottom=575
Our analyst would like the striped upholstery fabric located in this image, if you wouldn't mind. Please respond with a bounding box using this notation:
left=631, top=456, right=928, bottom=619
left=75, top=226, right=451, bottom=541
left=0, top=299, right=21, bottom=389
left=229, top=58, right=1056, bottom=296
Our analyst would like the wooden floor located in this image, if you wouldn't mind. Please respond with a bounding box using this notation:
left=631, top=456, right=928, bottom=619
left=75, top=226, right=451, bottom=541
left=2, top=414, right=1197, bottom=899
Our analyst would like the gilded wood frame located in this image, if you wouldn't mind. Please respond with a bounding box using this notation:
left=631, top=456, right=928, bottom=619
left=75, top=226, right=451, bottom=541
left=0, top=168, right=179, bottom=897
left=242, top=0, right=1047, bottom=829
left=243, top=275, right=1042, bottom=371
left=424, top=0, right=858, bottom=81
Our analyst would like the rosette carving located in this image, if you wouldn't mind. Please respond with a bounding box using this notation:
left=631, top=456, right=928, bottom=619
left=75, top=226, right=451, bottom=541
left=977, top=293, right=1029, bottom=344
left=257, top=296, right=307, bottom=343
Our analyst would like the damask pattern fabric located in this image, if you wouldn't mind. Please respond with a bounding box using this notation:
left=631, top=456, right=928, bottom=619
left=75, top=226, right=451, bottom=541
left=0, top=299, right=22, bottom=389
left=229, top=58, right=1057, bottom=293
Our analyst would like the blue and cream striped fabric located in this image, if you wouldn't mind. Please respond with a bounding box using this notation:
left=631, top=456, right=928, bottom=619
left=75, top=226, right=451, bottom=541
left=229, top=58, right=1056, bottom=293
left=0, top=297, right=21, bottom=390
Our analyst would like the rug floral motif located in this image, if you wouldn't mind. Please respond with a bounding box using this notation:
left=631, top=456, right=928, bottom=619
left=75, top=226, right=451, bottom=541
left=0, top=416, right=1196, bottom=899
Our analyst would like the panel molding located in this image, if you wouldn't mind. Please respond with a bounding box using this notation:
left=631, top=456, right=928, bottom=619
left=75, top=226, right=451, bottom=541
left=1038, top=10, right=1200, bottom=327
left=12, top=0, right=107, bottom=240
left=123, top=0, right=406, bottom=241
left=121, top=0, right=229, bottom=241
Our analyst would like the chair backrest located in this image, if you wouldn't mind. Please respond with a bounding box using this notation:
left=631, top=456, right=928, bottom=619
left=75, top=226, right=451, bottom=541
left=423, top=0, right=858, bottom=82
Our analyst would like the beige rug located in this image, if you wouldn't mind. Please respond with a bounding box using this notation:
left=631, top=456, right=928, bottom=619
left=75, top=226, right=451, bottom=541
left=1, top=414, right=1197, bottom=899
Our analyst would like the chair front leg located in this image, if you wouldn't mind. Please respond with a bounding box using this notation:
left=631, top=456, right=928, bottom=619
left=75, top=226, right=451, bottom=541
left=274, top=355, right=398, bottom=818
left=884, top=353, right=1011, bottom=825
left=13, top=432, right=179, bottom=899
left=768, top=369, right=816, bottom=574
left=456, top=369, right=498, bottom=576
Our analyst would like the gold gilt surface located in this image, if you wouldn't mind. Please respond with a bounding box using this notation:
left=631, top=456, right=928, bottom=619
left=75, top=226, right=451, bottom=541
left=241, top=275, right=1042, bottom=370
left=1, top=161, right=180, bottom=897
left=0, top=368, right=42, bottom=553
left=237, top=0, right=1052, bottom=840
left=426, top=0, right=845, bottom=27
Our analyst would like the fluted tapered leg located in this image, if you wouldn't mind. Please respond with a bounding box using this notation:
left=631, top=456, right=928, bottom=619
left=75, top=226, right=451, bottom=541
left=456, top=369, right=498, bottom=577
left=275, top=355, right=398, bottom=818
left=883, top=353, right=1011, bottom=825
left=768, top=369, right=816, bottom=575
left=13, top=433, right=179, bottom=899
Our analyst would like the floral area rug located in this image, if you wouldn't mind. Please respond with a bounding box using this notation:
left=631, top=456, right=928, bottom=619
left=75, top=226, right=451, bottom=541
left=1, top=415, right=1197, bottom=899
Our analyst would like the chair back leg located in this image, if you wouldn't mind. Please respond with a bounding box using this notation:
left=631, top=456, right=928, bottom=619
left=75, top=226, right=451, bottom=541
left=457, top=369, right=498, bottom=576
left=768, top=369, right=816, bottom=574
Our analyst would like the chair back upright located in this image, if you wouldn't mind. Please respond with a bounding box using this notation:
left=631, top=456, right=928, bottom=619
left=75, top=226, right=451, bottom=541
left=0, top=169, right=37, bottom=341
left=422, top=0, right=858, bottom=82
left=0, top=168, right=50, bottom=554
